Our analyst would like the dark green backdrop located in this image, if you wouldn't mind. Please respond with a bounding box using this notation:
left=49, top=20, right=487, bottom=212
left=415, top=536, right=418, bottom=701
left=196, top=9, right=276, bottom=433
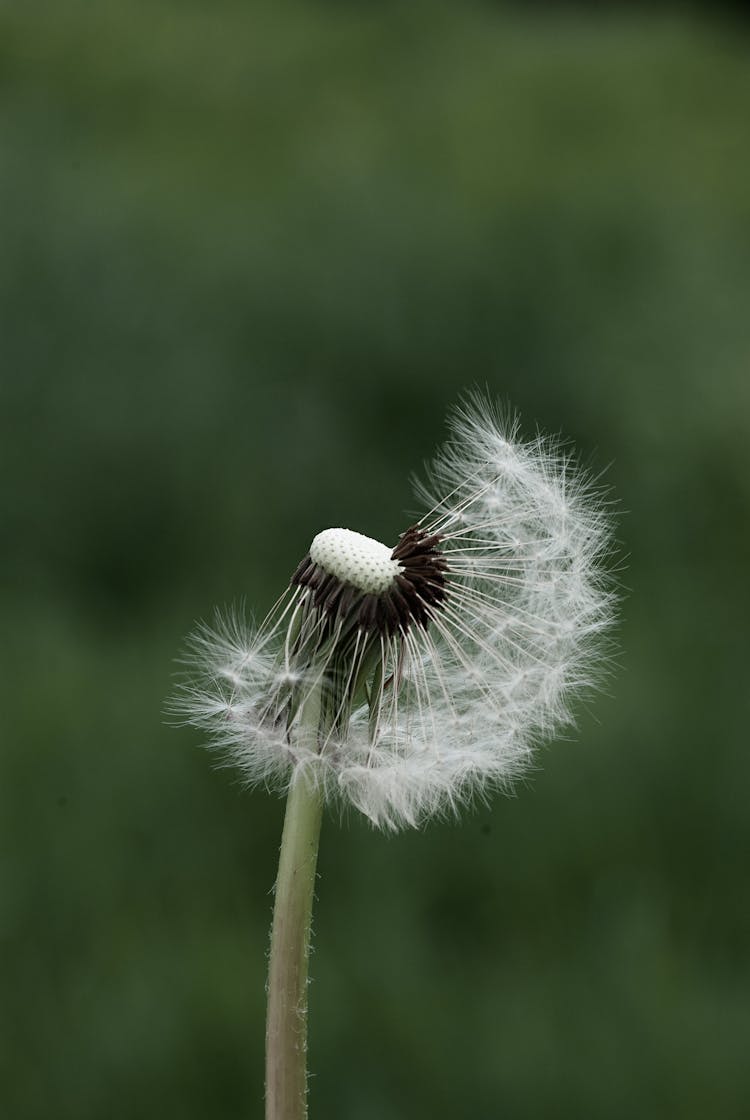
left=2, top=3, right=749, bottom=1118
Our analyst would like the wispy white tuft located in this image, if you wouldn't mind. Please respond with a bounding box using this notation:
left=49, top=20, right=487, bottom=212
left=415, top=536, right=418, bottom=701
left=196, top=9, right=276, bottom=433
left=172, top=394, right=616, bottom=831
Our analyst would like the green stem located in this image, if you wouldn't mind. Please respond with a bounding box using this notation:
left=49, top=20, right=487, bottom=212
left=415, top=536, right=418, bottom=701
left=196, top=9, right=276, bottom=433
left=265, top=768, right=324, bottom=1120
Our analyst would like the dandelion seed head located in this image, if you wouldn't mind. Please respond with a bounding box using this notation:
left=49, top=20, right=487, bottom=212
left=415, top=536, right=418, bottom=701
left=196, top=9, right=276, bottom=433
left=172, top=394, right=616, bottom=831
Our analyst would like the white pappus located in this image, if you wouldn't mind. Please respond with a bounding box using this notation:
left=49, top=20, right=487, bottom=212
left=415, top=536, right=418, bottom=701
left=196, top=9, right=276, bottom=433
left=175, top=395, right=615, bottom=831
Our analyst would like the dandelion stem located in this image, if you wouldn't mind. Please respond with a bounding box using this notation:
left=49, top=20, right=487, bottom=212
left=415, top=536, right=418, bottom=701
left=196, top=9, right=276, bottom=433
left=265, top=765, right=324, bottom=1120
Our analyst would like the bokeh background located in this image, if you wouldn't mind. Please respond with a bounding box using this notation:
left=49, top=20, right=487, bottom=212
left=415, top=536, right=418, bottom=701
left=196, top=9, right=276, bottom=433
left=2, top=2, right=749, bottom=1117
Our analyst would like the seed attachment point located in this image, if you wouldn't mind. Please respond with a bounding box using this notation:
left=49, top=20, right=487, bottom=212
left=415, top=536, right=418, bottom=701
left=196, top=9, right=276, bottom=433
left=291, top=525, right=447, bottom=637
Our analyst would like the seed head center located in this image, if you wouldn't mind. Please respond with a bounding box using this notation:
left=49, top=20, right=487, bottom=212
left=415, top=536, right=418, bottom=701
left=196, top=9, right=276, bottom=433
left=310, top=528, right=402, bottom=595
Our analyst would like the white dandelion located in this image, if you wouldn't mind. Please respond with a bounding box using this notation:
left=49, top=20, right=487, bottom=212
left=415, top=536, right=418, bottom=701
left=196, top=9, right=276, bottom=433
left=173, top=395, right=616, bottom=1120
left=177, top=395, right=614, bottom=831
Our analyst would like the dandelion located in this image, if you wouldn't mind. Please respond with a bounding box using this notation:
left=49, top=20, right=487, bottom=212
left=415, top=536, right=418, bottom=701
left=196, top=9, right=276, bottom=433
left=173, top=394, right=615, bottom=1120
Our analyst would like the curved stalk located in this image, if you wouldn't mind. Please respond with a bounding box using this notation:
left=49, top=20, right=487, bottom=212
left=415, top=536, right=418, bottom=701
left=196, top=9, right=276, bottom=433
left=265, top=769, right=324, bottom=1120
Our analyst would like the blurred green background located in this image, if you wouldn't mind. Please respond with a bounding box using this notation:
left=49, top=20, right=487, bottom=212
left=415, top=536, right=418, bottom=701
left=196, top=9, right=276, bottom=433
left=2, top=2, right=749, bottom=1117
